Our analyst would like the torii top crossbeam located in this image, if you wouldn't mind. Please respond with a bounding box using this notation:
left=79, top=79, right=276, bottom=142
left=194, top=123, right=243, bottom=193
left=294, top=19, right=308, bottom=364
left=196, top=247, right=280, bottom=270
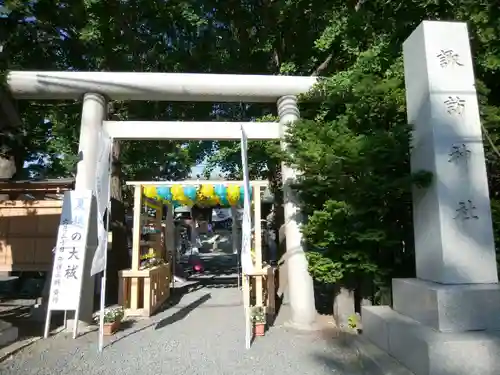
left=6, top=71, right=318, bottom=102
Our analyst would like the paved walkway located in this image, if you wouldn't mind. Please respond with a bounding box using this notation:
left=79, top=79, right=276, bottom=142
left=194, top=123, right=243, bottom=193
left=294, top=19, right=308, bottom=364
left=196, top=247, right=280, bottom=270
left=0, top=285, right=409, bottom=375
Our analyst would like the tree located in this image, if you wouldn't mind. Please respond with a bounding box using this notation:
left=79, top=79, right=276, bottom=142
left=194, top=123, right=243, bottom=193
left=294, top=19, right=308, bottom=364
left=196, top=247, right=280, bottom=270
left=0, top=0, right=218, bottom=304
left=285, top=0, right=500, bottom=307
left=5, top=0, right=500, bottom=319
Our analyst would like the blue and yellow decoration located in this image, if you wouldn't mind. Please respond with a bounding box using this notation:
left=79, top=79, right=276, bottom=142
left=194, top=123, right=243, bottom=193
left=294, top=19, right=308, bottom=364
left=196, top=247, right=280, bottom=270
left=156, top=186, right=172, bottom=201
left=143, top=183, right=253, bottom=207
left=143, top=186, right=159, bottom=200
left=238, top=185, right=252, bottom=205
left=226, top=185, right=240, bottom=206
left=214, top=184, right=228, bottom=206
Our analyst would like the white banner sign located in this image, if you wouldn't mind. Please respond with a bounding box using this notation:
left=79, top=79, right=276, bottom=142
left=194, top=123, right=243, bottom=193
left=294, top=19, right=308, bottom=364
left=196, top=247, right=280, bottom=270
left=48, top=190, right=92, bottom=311
left=91, top=130, right=113, bottom=276
left=240, top=126, right=253, bottom=275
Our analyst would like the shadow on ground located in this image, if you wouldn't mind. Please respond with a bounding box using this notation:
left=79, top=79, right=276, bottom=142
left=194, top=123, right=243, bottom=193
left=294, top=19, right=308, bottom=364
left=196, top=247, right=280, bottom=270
left=0, top=275, right=63, bottom=346
left=155, top=293, right=211, bottom=330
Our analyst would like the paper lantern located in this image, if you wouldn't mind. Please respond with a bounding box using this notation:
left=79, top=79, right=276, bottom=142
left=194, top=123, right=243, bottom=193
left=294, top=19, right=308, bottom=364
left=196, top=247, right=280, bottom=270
left=214, top=184, right=229, bottom=206
left=239, top=185, right=253, bottom=205
left=240, top=185, right=252, bottom=205
left=197, top=184, right=218, bottom=206
left=143, top=186, right=158, bottom=199
left=199, top=184, right=215, bottom=199
left=226, top=185, right=240, bottom=206
left=156, top=186, right=172, bottom=201
left=183, top=186, right=197, bottom=201
left=171, top=184, right=187, bottom=205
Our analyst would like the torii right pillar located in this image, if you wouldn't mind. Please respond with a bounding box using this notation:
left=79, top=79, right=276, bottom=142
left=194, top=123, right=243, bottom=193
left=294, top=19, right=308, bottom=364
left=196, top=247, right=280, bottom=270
left=362, top=21, right=500, bottom=375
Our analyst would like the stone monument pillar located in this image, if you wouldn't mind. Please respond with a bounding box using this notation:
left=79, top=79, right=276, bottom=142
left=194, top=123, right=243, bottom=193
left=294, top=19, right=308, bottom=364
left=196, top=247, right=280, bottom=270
left=362, top=21, right=500, bottom=375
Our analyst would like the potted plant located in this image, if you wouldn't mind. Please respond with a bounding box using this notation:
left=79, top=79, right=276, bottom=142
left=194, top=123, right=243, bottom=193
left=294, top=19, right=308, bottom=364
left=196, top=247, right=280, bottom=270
left=98, top=306, right=125, bottom=335
left=251, top=306, right=266, bottom=336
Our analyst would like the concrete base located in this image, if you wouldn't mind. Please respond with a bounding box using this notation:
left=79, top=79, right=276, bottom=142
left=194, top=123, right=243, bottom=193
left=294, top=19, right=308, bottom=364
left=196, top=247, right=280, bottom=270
left=0, top=320, right=18, bottom=348
left=362, top=305, right=500, bottom=375
left=392, top=278, right=500, bottom=332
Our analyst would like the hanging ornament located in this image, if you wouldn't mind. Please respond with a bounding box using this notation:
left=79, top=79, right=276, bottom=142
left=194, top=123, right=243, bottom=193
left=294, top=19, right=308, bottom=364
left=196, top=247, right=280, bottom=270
left=143, top=186, right=158, bottom=199
left=156, top=186, right=172, bottom=202
left=238, top=185, right=253, bottom=205
left=226, top=185, right=240, bottom=206
left=214, top=184, right=229, bottom=206
left=171, top=184, right=187, bottom=205
left=197, top=184, right=217, bottom=206
left=181, top=185, right=196, bottom=206
left=183, top=186, right=197, bottom=201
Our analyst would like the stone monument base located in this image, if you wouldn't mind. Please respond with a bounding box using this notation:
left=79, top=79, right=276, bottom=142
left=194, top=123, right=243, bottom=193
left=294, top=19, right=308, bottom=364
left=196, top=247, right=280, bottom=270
left=391, top=278, right=500, bottom=332
left=0, top=320, right=18, bottom=347
left=362, top=305, right=500, bottom=375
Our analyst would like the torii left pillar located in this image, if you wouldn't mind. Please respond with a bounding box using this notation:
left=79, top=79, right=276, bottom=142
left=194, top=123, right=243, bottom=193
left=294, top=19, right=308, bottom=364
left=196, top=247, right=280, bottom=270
left=67, top=93, right=108, bottom=330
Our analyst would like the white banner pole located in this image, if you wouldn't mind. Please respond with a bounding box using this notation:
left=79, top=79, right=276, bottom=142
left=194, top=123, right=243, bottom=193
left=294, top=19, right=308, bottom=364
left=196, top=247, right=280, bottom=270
left=98, top=204, right=111, bottom=352
left=97, top=139, right=113, bottom=353
left=240, top=125, right=253, bottom=349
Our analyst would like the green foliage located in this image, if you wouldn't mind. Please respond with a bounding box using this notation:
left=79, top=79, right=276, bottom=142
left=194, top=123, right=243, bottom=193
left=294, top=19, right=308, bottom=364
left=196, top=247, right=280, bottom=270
left=1, top=0, right=217, bottom=180
left=285, top=0, right=500, bottom=287
left=347, top=314, right=360, bottom=330
left=288, top=54, right=430, bottom=285
left=250, top=306, right=266, bottom=324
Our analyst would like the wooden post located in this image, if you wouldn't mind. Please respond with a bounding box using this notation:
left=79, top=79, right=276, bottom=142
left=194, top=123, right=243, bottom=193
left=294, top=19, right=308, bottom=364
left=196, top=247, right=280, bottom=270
left=165, top=204, right=175, bottom=263
left=266, top=266, right=276, bottom=316
left=130, top=185, right=143, bottom=311
left=131, top=185, right=142, bottom=271
left=119, top=182, right=173, bottom=317
left=253, top=185, right=263, bottom=307
left=154, top=201, right=163, bottom=259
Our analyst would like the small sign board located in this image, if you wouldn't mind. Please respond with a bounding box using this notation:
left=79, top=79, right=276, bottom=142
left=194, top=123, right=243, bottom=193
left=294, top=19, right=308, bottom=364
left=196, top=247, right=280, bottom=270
left=45, top=190, right=93, bottom=338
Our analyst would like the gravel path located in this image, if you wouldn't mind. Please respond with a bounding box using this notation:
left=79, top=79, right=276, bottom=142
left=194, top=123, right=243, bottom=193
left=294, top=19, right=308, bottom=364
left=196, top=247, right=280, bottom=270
left=0, top=285, right=388, bottom=375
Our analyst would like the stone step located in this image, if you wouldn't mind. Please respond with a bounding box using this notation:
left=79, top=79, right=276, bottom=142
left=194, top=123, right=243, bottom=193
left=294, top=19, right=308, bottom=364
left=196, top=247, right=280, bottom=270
left=362, top=305, right=500, bottom=375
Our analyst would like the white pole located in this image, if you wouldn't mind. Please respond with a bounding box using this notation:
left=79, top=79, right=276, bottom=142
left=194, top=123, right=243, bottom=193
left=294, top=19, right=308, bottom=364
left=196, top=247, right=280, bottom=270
left=43, top=310, right=51, bottom=338
left=243, top=275, right=251, bottom=349
left=98, top=204, right=111, bottom=353
left=231, top=206, right=241, bottom=289
left=240, top=125, right=253, bottom=349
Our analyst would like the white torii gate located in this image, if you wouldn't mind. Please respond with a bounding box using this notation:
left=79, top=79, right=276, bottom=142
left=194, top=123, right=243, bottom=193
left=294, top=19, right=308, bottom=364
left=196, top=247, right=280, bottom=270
left=6, top=71, right=319, bottom=331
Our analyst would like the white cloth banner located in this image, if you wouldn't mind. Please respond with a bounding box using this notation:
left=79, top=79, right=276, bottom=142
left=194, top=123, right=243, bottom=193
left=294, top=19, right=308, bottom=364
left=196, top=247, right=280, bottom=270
left=240, top=126, right=254, bottom=275
left=90, top=130, right=113, bottom=276
left=48, top=191, right=92, bottom=310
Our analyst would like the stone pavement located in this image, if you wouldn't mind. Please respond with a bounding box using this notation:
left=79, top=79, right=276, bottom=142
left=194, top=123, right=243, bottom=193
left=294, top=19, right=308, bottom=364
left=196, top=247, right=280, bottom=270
left=0, top=285, right=412, bottom=375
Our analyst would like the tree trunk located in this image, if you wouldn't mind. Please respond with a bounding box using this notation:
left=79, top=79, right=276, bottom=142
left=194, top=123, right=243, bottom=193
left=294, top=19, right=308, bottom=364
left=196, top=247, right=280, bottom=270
left=105, top=140, right=129, bottom=303
left=0, top=89, right=22, bottom=200
left=0, top=154, right=15, bottom=200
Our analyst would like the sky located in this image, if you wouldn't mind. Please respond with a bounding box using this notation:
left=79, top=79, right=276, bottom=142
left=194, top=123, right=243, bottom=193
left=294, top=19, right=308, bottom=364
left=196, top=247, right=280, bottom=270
left=189, top=162, right=223, bottom=180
